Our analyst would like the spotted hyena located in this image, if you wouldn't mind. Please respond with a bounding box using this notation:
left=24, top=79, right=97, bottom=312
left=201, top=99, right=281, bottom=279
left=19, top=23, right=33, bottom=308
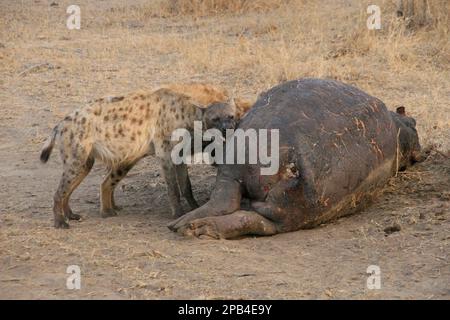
left=40, top=88, right=237, bottom=229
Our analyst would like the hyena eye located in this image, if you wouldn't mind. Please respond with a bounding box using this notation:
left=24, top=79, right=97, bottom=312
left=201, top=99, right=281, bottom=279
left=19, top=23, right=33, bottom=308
left=228, top=115, right=234, bottom=120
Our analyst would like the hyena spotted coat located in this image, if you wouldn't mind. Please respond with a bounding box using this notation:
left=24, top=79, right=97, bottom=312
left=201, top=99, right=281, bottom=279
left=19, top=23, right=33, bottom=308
left=40, top=88, right=236, bottom=229
left=163, top=83, right=254, bottom=120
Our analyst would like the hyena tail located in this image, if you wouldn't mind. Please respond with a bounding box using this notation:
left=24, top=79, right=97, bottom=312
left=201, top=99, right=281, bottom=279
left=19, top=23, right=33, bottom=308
left=40, top=124, right=59, bottom=163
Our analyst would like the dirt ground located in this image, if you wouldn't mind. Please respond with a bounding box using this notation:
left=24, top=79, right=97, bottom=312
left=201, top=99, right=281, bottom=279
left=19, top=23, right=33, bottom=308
left=0, top=0, right=449, bottom=299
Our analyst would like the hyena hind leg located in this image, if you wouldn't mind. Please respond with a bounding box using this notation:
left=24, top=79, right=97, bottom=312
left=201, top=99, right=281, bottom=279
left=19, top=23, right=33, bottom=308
left=63, top=156, right=95, bottom=221
left=110, top=162, right=136, bottom=210
left=53, top=157, right=94, bottom=229
left=100, top=161, right=137, bottom=218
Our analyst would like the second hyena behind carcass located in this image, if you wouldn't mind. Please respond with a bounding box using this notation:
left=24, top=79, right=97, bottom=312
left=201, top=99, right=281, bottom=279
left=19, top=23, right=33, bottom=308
left=40, top=88, right=237, bottom=228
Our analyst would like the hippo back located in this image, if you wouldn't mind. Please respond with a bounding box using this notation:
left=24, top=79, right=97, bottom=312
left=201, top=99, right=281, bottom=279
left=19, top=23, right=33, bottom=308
left=237, top=78, right=398, bottom=227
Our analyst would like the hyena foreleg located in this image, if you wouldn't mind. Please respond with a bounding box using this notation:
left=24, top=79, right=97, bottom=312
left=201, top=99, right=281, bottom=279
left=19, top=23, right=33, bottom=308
left=175, top=163, right=198, bottom=210
left=155, top=141, right=183, bottom=217
left=160, top=159, right=184, bottom=217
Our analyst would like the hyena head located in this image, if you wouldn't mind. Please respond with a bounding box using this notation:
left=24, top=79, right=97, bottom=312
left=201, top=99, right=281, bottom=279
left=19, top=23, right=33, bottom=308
left=202, top=100, right=237, bottom=136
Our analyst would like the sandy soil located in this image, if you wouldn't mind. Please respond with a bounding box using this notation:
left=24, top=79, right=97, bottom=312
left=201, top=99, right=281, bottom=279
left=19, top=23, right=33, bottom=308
left=0, top=0, right=449, bottom=299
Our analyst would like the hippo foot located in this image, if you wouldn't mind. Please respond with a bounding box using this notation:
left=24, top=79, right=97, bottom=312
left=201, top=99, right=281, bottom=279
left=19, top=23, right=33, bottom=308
left=168, top=207, right=214, bottom=231
left=171, top=210, right=279, bottom=240
left=178, top=218, right=222, bottom=239
left=101, top=208, right=118, bottom=218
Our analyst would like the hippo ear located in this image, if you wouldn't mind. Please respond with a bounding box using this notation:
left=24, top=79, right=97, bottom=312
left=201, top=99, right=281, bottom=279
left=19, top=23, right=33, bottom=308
left=396, top=106, right=406, bottom=116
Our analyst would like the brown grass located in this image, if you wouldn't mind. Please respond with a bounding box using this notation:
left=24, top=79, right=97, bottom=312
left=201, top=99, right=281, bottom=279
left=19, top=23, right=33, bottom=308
left=0, top=0, right=448, bottom=151
left=396, top=0, right=449, bottom=29
left=156, top=0, right=288, bottom=16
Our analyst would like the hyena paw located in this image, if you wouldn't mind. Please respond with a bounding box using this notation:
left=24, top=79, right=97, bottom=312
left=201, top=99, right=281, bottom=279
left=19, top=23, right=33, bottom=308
left=54, top=219, right=70, bottom=229
left=101, top=208, right=118, bottom=218
left=188, top=201, right=199, bottom=211
left=67, top=211, right=82, bottom=220
left=171, top=207, right=185, bottom=218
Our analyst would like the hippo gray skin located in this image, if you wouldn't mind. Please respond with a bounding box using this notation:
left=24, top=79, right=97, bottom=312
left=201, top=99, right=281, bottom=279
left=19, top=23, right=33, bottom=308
left=168, top=78, right=421, bottom=239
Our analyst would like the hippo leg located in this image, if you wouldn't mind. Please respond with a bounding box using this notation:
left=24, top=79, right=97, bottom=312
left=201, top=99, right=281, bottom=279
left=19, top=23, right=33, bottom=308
left=178, top=210, right=278, bottom=239
left=167, top=177, right=241, bottom=231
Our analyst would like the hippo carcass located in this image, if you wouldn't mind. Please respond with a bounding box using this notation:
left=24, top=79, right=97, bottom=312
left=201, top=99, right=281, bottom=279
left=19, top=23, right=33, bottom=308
left=168, top=78, right=421, bottom=239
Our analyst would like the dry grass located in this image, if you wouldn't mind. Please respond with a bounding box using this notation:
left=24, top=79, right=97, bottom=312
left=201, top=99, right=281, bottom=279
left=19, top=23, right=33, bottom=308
left=396, top=0, right=449, bottom=28
left=0, top=0, right=448, bottom=151
left=157, top=0, right=287, bottom=16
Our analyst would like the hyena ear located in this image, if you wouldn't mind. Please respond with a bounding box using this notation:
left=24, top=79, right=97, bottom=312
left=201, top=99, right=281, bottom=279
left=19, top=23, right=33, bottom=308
left=229, top=97, right=237, bottom=108
left=191, top=100, right=206, bottom=119
left=233, top=97, right=254, bottom=120
left=396, top=106, right=406, bottom=116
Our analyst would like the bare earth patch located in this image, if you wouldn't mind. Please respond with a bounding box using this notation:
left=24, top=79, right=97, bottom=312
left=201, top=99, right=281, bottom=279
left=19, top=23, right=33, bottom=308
left=0, top=0, right=448, bottom=299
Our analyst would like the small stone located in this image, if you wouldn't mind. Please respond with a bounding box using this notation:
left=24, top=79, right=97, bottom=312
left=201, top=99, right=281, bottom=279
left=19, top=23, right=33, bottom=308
left=384, top=223, right=401, bottom=235
left=439, top=192, right=450, bottom=201
left=324, top=289, right=333, bottom=297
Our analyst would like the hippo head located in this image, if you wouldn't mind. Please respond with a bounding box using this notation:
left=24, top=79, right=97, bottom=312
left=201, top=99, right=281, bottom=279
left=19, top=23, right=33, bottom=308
left=392, top=106, right=422, bottom=170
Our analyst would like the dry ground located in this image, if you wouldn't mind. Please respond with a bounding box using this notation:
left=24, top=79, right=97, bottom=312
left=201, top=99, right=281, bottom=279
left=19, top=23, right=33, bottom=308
left=0, top=0, right=449, bottom=299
